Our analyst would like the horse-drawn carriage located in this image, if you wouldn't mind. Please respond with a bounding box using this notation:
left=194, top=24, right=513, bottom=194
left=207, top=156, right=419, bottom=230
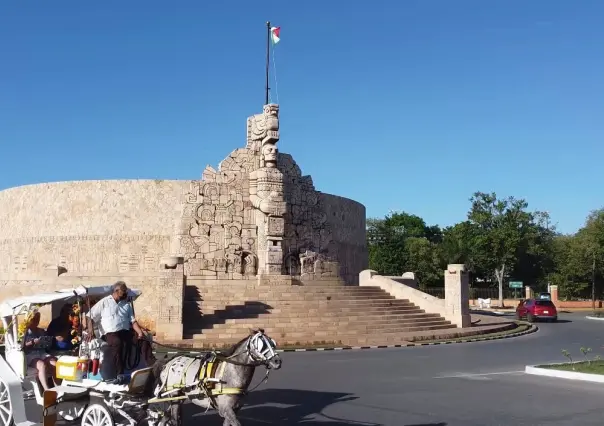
left=0, top=284, right=282, bottom=426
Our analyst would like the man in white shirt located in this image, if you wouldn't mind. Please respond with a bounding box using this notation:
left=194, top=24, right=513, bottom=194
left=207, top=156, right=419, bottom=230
left=86, top=281, right=146, bottom=377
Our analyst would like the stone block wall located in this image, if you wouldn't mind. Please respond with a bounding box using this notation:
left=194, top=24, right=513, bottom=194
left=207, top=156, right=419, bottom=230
left=319, top=193, right=367, bottom=284
left=0, top=270, right=183, bottom=339
left=0, top=180, right=188, bottom=278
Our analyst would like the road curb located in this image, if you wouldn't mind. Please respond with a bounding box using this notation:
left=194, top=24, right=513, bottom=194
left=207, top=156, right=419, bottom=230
left=585, top=315, right=604, bottom=321
left=154, top=324, right=538, bottom=355
left=525, top=364, right=604, bottom=383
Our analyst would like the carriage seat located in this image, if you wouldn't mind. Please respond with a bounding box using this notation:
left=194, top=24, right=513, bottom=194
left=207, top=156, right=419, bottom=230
left=46, top=385, right=89, bottom=402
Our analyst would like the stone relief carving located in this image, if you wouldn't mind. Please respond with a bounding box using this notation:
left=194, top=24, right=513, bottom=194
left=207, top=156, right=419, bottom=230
left=0, top=235, right=169, bottom=275
left=179, top=103, right=288, bottom=278
left=248, top=111, right=287, bottom=275
left=173, top=102, right=343, bottom=279
left=246, top=103, right=280, bottom=152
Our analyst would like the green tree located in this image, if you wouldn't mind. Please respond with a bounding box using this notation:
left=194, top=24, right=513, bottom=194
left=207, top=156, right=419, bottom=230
left=404, top=237, right=443, bottom=287
left=576, top=209, right=604, bottom=305
left=549, top=234, right=591, bottom=300
left=466, top=191, right=543, bottom=307
left=441, top=221, right=477, bottom=265
left=512, top=210, right=555, bottom=292
left=367, top=211, right=444, bottom=279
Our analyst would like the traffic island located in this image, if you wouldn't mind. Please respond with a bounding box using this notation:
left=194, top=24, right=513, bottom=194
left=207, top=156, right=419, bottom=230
left=526, top=361, right=604, bottom=383
left=153, top=319, right=537, bottom=353
left=586, top=312, right=604, bottom=321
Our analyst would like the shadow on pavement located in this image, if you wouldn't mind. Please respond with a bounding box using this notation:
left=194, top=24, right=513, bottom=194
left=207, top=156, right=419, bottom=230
left=405, top=423, right=447, bottom=426
left=405, top=424, right=447, bottom=426
left=189, top=388, right=384, bottom=425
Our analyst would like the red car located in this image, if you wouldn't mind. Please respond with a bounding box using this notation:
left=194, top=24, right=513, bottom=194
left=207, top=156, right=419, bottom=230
left=515, top=298, right=558, bottom=322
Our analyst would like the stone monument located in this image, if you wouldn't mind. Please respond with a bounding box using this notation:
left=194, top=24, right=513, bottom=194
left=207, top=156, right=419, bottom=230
left=0, top=102, right=368, bottom=339
left=171, top=103, right=358, bottom=283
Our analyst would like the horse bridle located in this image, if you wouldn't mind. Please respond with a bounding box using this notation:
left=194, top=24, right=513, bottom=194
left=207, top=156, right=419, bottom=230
left=220, top=332, right=279, bottom=367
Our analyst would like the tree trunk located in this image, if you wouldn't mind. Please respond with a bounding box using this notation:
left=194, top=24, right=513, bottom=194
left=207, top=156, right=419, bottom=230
left=495, top=264, right=506, bottom=308
left=592, top=252, right=596, bottom=313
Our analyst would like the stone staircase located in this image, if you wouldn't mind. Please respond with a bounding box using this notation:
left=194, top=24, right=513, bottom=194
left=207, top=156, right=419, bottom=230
left=180, top=280, right=456, bottom=347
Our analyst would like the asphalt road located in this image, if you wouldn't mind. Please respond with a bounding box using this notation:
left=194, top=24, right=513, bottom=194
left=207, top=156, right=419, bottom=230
left=27, top=312, right=604, bottom=425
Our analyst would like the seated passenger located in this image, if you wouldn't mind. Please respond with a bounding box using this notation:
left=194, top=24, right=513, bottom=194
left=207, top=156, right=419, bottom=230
left=23, top=312, right=57, bottom=391
left=46, top=304, right=73, bottom=351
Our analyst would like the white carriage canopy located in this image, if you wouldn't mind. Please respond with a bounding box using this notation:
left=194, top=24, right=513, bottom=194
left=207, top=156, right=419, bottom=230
left=0, top=285, right=141, bottom=317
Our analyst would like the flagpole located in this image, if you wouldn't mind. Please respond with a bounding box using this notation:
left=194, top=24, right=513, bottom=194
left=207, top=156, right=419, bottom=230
left=265, top=21, right=271, bottom=105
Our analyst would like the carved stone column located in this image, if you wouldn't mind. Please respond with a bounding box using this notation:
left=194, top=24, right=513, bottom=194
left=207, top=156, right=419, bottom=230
left=248, top=104, right=286, bottom=275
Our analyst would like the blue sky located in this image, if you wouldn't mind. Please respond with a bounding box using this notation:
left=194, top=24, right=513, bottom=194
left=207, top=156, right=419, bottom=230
left=1, top=1, right=602, bottom=234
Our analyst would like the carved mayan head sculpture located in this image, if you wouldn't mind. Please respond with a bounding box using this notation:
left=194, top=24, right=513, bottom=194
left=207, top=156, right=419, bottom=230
left=246, top=103, right=280, bottom=151
left=261, top=142, right=278, bottom=168
left=263, top=103, right=279, bottom=131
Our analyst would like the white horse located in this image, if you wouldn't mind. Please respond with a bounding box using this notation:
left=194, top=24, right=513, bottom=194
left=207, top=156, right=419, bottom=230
left=148, top=329, right=282, bottom=426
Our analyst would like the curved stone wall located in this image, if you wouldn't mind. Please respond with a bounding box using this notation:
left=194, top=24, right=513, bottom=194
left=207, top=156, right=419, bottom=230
left=0, top=180, right=188, bottom=277
left=0, top=179, right=367, bottom=283
left=0, top=180, right=188, bottom=238
left=319, top=193, right=368, bottom=284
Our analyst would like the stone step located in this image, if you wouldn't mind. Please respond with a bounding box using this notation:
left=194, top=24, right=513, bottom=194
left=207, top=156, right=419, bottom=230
left=185, top=310, right=440, bottom=322
left=185, top=281, right=348, bottom=290
left=186, top=318, right=451, bottom=334
left=185, top=285, right=379, bottom=293
left=183, top=312, right=440, bottom=325
left=184, top=323, right=457, bottom=341
left=183, top=306, right=418, bottom=318
left=183, top=298, right=412, bottom=308
left=184, top=292, right=392, bottom=302
left=185, top=290, right=397, bottom=300
left=182, top=305, right=423, bottom=319
left=212, top=311, right=440, bottom=322
left=181, top=312, right=433, bottom=325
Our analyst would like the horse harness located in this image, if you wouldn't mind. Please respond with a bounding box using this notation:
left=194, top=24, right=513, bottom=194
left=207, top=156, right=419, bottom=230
left=151, top=332, right=276, bottom=408
left=152, top=353, right=247, bottom=408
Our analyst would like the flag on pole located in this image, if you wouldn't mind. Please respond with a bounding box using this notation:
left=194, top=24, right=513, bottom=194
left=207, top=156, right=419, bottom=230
left=270, top=26, right=281, bottom=44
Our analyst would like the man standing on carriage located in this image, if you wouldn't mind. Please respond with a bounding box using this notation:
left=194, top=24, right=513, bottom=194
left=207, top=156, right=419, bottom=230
left=85, top=281, right=155, bottom=378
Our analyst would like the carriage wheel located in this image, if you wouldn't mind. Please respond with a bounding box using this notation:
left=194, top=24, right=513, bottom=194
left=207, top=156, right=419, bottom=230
left=58, top=404, right=86, bottom=423
left=81, top=403, right=114, bottom=426
left=0, top=378, right=14, bottom=426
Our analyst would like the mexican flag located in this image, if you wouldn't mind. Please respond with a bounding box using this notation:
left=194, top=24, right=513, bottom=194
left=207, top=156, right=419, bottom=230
left=270, top=26, right=280, bottom=44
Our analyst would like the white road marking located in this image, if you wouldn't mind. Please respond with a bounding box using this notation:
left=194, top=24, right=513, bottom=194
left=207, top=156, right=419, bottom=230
left=432, top=370, right=524, bottom=379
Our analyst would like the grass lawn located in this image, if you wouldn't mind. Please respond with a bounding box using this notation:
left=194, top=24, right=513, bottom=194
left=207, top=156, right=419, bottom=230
left=540, top=360, right=604, bottom=375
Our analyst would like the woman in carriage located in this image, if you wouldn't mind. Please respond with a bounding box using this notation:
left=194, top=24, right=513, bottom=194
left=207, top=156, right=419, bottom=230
left=22, top=310, right=58, bottom=391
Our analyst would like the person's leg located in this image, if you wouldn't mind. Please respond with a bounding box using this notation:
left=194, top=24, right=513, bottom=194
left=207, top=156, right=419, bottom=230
left=33, top=359, right=50, bottom=391
left=104, top=332, right=124, bottom=377
left=47, top=357, right=58, bottom=386
left=120, top=329, right=136, bottom=370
